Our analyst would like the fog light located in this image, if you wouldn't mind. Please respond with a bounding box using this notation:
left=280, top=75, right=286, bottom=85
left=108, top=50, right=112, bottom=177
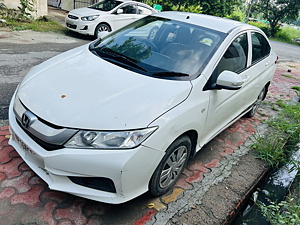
left=80, top=26, right=88, bottom=30
left=69, top=177, right=116, bottom=193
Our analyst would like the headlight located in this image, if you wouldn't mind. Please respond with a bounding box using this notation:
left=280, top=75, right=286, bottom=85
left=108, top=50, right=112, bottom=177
left=81, top=15, right=99, bottom=21
left=65, top=127, right=157, bottom=149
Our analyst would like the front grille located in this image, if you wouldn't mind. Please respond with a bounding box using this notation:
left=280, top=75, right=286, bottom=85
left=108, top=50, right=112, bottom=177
left=68, top=14, right=79, bottom=20
left=16, top=119, right=64, bottom=151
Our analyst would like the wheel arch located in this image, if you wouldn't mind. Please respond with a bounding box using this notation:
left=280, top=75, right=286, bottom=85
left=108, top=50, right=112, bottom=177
left=94, top=22, right=112, bottom=36
left=176, top=130, right=198, bottom=160
left=263, top=81, right=271, bottom=100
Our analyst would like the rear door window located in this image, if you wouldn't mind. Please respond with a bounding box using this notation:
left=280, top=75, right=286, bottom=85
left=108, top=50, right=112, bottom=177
left=251, top=32, right=271, bottom=64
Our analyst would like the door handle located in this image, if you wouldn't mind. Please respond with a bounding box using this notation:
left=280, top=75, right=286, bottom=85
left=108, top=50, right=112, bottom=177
left=265, top=60, right=270, bottom=66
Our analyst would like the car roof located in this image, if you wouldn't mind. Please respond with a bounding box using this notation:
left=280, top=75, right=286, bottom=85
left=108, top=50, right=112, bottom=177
left=155, top=11, right=256, bottom=34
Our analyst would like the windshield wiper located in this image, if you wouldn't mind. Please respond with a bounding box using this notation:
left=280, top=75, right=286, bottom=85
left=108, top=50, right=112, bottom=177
left=152, top=71, right=189, bottom=77
left=91, top=47, right=148, bottom=73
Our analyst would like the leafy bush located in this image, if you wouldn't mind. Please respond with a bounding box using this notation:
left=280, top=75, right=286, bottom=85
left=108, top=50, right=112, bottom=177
left=18, top=0, right=35, bottom=19
left=258, top=198, right=300, bottom=225
left=274, top=26, right=300, bottom=43
left=247, top=21, right=271, bottom=36
left=226, top=8, right=246, bottom=22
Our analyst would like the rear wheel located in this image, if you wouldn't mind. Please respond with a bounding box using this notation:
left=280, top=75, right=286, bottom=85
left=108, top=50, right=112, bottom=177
left=94, top=23, right=111, bottom=39
left=244, top=87, right=266, bottom=118
left=149, top=136, right=191, bottom=196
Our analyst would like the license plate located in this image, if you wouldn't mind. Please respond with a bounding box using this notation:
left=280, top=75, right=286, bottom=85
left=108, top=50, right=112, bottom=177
left=13, top=133, right=37, bottom=156
left=12, top=132, right=44, bottom=168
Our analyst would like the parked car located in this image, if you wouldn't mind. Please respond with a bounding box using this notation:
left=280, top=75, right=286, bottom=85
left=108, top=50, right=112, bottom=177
left=65, top=0, right=157, bottom=38
left=9, top=11, right=277, bottom=204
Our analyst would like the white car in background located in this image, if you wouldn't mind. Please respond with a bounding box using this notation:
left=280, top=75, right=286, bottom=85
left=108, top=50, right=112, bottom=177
left=9, top=12, right=277, bottom=204
left=65, top=0, right=157, bottom=38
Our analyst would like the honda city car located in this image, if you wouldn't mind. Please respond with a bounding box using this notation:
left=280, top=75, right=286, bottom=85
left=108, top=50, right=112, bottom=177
left=9, top=12, right=277, bottom=204
left=65, top=0, right=157, bottom=38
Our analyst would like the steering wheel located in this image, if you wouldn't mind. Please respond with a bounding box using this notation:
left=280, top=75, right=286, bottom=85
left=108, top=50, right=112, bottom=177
left=134, top=37, right=158, bottom=52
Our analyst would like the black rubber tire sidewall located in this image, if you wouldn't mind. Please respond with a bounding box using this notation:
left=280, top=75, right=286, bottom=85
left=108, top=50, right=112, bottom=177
left=149, top=135, right=191, bottom=196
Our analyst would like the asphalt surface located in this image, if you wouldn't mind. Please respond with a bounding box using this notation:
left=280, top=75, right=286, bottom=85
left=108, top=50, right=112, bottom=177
left=0, top=7, right=300, bottom=224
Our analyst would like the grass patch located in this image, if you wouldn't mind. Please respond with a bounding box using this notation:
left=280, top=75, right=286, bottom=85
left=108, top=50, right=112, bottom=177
left=251, top=101, right=300, bottom=224
left=2, top=18, right=67, bottom=33
left=292, top=86, right=300, bottom=92
left=288, top=65, right=297, bottom=68
left=1, top=6, right=67, bottom=33
left=250, top=101, right=300, bottom=168
left=281, top=74, right=294, bottom=79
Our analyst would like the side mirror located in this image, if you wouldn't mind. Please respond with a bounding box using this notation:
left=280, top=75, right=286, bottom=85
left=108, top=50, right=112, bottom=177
left=216, top=70, right=244, bottom=90
left=116, top=8, right=123, bottom=14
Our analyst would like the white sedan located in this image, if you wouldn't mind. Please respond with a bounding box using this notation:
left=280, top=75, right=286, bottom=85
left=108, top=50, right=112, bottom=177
left=65, top=0, right=157, bottom=38
left=9, top=12, right=277, bottom=204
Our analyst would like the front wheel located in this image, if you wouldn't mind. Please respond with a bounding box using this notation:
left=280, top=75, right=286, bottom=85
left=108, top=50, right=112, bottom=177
left=244, top=86, right=266, bottom=118
left=94, top=23, right=111, bottom=39
left=149, top=136, right=191, bottom=196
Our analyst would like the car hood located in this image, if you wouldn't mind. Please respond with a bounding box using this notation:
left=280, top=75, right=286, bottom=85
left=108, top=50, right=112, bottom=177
left=69, top=7, right=108, bottom=16
left=16, top=45, right=192, bottom=130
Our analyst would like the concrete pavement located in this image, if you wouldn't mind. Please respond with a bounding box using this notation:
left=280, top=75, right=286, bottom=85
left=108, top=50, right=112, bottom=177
left=0, top=62, right=299, bottom=224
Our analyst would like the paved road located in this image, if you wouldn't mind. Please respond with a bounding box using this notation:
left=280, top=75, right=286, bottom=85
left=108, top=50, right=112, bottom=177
left=0, top=30, right=91, bottom=121
left=270, top=40, right=300, bottom=62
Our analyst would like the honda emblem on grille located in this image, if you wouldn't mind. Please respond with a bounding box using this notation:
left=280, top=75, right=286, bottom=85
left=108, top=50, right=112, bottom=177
left=21, top=111, right=37, bottom=129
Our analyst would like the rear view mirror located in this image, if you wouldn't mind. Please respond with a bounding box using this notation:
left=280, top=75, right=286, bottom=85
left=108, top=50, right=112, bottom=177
left=216, top=70, right=244, bottom=90
left=117, top=9, right=123, bottom=14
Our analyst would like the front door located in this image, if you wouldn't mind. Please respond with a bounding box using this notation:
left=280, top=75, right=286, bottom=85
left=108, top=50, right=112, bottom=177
left=202, top=32, right=252, bottom=142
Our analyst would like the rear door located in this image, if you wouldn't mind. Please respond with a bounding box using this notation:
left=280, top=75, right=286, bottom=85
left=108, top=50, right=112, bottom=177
left=246, top=31, right=275, bottom=99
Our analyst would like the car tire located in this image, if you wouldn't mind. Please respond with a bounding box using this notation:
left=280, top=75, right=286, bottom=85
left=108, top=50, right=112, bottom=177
left=95, top=23, right=111, bottom=39
left=149, top=135, right=191, bottom=196
left=244, top=86, right=266, bottom=118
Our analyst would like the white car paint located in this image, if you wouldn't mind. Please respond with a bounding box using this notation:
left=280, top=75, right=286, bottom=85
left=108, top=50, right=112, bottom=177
left=65, top=0, right=156, bottom=37
left=9, top=12, right=277, bottom=203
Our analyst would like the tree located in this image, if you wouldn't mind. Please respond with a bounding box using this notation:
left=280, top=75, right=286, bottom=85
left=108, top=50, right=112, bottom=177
left=199, top=0, right=240, bottom=17
left=252, top=0, right=300, bottom=37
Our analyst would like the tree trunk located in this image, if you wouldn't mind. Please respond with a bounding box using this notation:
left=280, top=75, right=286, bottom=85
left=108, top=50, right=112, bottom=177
left=269, top=20, right=278, bottom=37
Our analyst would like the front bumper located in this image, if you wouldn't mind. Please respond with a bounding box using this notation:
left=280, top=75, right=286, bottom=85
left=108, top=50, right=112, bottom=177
left=8, top=97, right=164, bottom=204
left=65, top=16, right=96, bottom=36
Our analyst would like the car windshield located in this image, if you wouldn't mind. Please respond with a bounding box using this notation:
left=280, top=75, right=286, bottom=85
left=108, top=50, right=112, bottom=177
left=88, top=0, right=123, bottom=11
left=90, top=16, right=226, bottom=79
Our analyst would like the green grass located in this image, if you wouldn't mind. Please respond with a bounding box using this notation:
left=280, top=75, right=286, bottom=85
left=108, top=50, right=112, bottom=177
left=2, top=18, right=67, bottom=32
left=250, top=101, right=300, bottom=168
left=252, top=100, right=300, bottom=224
left=291, top=86, right=300, bottom=92
left=281, top=74, right=294, bottom=79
